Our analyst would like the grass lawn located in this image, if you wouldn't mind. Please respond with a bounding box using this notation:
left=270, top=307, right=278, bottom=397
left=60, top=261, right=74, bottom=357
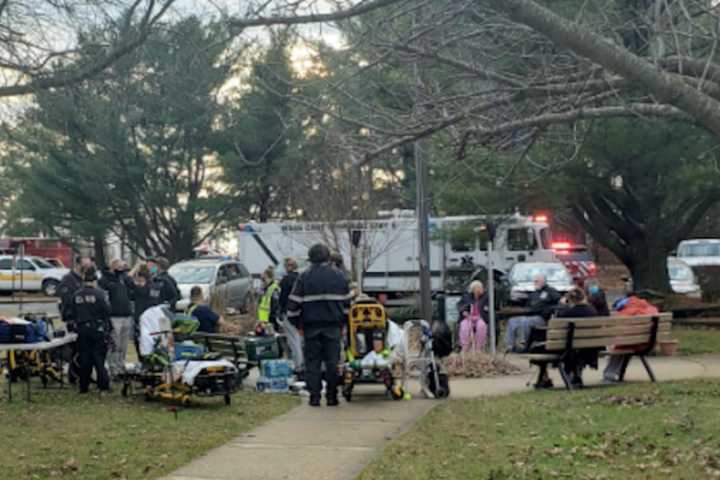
left=359, top=379, right=720, bottom=480
left=0, top=384, right=298, bottom=480
left=674, top=326, right=720, bottom=356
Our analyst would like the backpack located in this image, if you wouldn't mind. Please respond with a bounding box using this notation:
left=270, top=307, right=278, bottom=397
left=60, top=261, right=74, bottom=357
left=431, top=320, right=453, bottom=358
left=0, top=319, right=41, bottom=344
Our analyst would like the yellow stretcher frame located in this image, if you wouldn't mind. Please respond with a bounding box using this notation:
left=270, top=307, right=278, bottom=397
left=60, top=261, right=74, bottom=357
left=347, top=301, right=387, bottom=358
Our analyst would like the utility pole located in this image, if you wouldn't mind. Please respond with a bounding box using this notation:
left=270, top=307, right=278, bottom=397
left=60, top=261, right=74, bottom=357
left=487, top=241, right=496, bottom=357
left=415, top=141, right=433, bottom=324
left=412, top=9, right=432, bottom=325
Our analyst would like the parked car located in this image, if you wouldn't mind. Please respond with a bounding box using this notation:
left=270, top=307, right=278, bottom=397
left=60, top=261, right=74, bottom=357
left=507, top=261, right=574, bottom=305
left=0, top=255, right=70, bottom=296
left=44, top=258, right=66, bottom=268
left=676, top=238, right=720, bottom=267
left=552, top=242, right=597, bottom=287
left=169, top=259, right=252, bottom=312
left=622, top=258, right=701, bottom=297
left=668, top=257, right=701, bottom=298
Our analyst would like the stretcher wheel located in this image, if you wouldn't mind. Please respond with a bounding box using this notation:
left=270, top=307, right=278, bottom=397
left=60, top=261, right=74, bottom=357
left=121, top=383, right=130, bottom=398
left=390, top=386, right=404, bottom=401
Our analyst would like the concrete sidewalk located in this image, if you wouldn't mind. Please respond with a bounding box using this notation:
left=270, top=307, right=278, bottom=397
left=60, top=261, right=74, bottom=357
left=161, top=354, right=720, bottom=480
left=162, top=392, right=435, bottom=480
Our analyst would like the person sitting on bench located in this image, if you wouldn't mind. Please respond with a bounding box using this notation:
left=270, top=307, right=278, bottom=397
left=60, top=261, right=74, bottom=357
left=186, top=286, right=222, bottom=333
left=458, top=281, right=489, bottom=352
left=555, top=288, right=598, bottom=387
left=505, top=274, right=561, bottom=353
left=603, top=295, right=659, bottom=383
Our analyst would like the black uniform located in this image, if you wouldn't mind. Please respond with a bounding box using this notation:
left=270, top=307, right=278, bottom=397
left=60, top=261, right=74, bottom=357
left=287, top=263, right=350, bottom=400
left=98, top=270, right=134, bottom=317
left=527, top=285, right=562, bottom=320
left=58, top=271, right=84, bottom=325
left=67, top=285, right=112, bottom=393
left=57, top=271, right=84, bottom=383
left=149, top=273, right=181, bottom=309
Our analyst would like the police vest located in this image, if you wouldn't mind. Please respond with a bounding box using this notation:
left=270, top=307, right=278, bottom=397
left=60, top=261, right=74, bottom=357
left=149, top=278, right=165, bottom=304
left=257, top=282, right=280, bottom=323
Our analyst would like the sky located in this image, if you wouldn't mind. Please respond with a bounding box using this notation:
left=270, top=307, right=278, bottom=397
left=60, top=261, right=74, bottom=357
left=0, top=0, right=347, bottom=121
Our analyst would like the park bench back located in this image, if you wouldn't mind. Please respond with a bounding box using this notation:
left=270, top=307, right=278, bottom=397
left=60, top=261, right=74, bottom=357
left=191, top=332, right=248, bottom=365
left=544, top=312, right=673, bottom=351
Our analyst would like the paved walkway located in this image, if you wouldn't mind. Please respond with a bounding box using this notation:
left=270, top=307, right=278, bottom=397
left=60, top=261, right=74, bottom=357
left=161, top=354, right=720, bottom=480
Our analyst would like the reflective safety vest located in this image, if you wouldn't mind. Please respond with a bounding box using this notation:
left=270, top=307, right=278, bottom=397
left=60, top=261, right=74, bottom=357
left=258, top=282, right=280, bottom=323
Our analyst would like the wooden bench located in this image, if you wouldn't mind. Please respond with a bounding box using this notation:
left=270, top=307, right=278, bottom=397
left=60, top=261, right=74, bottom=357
left=523, top=312, right=673, bottom=390
left=191, top=333, right=250, bottom=379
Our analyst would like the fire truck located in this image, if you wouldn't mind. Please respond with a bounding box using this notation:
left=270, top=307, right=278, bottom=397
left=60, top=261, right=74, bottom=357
left=0, top=238, right=73, bottom=267
left=551, top=241, right=597, bottom=287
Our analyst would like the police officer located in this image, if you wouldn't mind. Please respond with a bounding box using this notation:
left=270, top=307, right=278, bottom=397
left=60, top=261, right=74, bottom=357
left=66, top=266, right=111, bottom=394
left=57, top=256, right=93, bottom=383
left=287, top=244, right=350, bottom=407
left=148, top=256, right=181, bottom=309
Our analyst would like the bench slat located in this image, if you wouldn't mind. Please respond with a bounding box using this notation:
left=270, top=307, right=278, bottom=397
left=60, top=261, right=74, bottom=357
left=546, top=332, right=672, bottom=350
left=548, top=313, right=671, bottom=329
left=546, top=323, right=671, bottom=340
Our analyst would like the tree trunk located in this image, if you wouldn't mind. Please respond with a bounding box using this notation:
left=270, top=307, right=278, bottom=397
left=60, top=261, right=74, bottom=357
left=167, top=228, right=195, bottom=263
left=627, top=240, right=672, bottom=293
left=93, top=235, right=107, bottom=270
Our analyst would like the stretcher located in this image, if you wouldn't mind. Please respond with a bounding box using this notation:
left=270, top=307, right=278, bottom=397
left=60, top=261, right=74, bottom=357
left=121, top=306, right=238, bottom=405
left=341, top=297, right=405, bottom=402
left=1, top=333, right=77, bottom=402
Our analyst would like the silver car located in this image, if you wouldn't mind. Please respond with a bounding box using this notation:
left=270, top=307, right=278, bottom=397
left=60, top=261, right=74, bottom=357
left=169, top=259, right=252, bottom=312
left=668, top=257, right=701, bottom=298
left=508, top=261, right=574, bottom=304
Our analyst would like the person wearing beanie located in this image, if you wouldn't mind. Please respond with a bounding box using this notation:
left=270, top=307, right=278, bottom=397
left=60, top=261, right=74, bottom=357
left=286, top=244, right=351, bottom=407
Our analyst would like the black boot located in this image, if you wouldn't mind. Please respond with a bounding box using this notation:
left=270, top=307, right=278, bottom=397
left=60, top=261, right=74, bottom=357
left=309, top=394, right=321, bottom=407
left=326, top=395, right=339, bottom=407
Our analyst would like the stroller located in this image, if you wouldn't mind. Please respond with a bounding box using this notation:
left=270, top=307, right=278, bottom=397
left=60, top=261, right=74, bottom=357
left=121, top=306, right=238, bottom=405
left=341, top=297, right=406, bottom=402
left=400, top=320, right=451, bottom=399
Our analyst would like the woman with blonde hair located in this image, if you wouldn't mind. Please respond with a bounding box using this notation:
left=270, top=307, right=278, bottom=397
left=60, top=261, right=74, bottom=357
left=458, top=280, right=489, bottom=352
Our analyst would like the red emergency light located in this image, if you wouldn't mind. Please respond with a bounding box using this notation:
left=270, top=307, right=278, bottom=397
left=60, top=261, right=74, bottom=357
left=551, top=241, right=571, bottom=250
left=533, top=214, right=549, bottom=223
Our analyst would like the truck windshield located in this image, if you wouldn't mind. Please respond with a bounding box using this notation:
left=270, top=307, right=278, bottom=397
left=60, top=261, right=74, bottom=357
left=678, top=243, right=720, bottom=257
left=168, top=265, right=216, bottom=284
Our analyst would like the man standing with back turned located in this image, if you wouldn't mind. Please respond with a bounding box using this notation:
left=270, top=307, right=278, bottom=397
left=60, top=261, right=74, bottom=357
left=287, top=244, right=350, bottom=407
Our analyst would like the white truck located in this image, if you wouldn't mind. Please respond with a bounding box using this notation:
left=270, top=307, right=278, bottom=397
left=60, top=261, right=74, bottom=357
left=237, top=211, right=555, bottom=301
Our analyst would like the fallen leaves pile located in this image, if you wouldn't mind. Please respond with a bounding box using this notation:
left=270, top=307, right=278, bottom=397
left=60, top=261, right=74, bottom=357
left=441, top=351, right=525, bottom=378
